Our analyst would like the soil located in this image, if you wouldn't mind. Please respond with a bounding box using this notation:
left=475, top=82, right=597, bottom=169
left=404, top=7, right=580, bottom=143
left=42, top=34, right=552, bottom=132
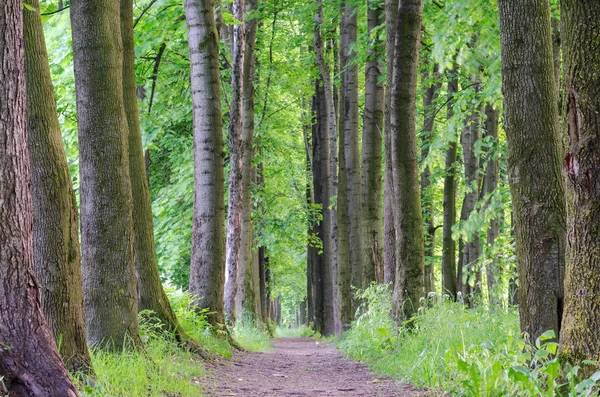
left=201, top=337, right=427, bottom=396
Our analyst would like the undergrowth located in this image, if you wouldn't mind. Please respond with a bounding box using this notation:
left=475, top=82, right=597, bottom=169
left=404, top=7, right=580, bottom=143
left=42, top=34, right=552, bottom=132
left=74, top=287, right=271, bottom=396
left=275, top=325, right=315, bottom=338
left=339, top=284, right=600, bottom=396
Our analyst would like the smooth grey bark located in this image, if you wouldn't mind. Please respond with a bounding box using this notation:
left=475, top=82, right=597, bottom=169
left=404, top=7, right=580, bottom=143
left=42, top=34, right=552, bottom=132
left=184, top=0, right=227, bottom=328
left=498, top=0, right=566, bottom=342
left=313, top=1, right=336, bottom=335
left=224, top=0, right=247, bottom=324
left=558, top=0, right=600, bottom=365
left=389, top=0, right=425, bottom=321
left=340, top=1, right=363, bottom=305
left=0, top=3, right=78, bottom=394
left=383, top=0, right=398, bottom=287
left=23, top=0, right=92, bottom=374
left=362, top=0, right=385, bottom=286
left=420, top=61, right=440, bottom=295
left=442, top=72, right=458, bottom=299
left=71, top=0, right=141, bottom=350
left=483, top=104, right=500, bottom=302
left=121, top=0, right=197, bottom=351
left=235, top=0, right=259, bottom=323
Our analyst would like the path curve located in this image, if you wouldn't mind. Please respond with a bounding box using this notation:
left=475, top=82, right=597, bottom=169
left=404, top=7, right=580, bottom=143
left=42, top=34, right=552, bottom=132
left=202, top=337, right=425, bottom=396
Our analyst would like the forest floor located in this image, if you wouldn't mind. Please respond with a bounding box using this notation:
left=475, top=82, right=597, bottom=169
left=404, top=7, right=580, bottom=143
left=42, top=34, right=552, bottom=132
left=201, top=337, right=427, bottom=396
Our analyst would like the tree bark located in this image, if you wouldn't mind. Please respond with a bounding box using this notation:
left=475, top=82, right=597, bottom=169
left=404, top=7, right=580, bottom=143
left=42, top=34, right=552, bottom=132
left=389, top=0, right=425, bottom=321
left=558, top=0, right=600, bottom=365
left=224, top=0, right=247, bottom=325
left=121, top=0, right=196, bottom=350
left=498, top=0, right=566, bottom=342
left=23, top=0, right=92, bottom=374
left=0, top=2, right=78, bottom=394
left=420, top=61, right=440, bottom=295
left=361, top=0, right=384, bottom=287
left=442, top=72, right=458, bottom=299
left=184, top=0, right=227, bottom=328
left=71, top=0, right=141, bottom=350
left=383, top=0, right=398, bottom=287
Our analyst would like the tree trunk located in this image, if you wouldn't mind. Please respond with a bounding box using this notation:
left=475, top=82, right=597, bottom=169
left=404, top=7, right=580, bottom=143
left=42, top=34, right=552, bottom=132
left=558, top=0, right=600, bottom=365
left=23, top=0, right=92, bottom=374
left=420, top=61, right=440, bottom=295
left=442, top=72, right=459, bottom=299
left=383, top=0, right=399, bottom=288
left=362, top=0, right=385, bottom=286
left=498, top=0, right=566, bottom=342
left=121, top=0, right=195, bottom=350
left=224, top=0, right=247, bottom=325
left=313, top=1, right=336, bottom=335
left=340, top=1, right=363, bottom=305
left=71, top=0, right=141, bottom=350
left=389, top=0, right=425, bottom=321
left=0, top=3, right=78, bottom=395
left=184, top=0, right=227, bottom=328
left=483, top=104, right=500, bottom=303
left=235, top=0, right=258, bottom=322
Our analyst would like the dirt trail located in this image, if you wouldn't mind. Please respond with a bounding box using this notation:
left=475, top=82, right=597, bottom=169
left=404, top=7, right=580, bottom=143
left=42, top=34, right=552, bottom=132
left=202, top=337, right=425, bottom=396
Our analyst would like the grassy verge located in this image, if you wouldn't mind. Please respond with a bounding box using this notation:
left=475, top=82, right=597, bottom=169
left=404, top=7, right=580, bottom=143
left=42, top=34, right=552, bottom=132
left=75, top=288, right=271, bottom=396
left=338, top=284, right=600, bottom=396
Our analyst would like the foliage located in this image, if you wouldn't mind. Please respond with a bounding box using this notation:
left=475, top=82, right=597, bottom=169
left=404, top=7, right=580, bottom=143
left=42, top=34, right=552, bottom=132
left=233, top=317, right=272, bottom=352
left=275, top=325, right=315, bottom=338
left=338, top=286, right=600, bottom=396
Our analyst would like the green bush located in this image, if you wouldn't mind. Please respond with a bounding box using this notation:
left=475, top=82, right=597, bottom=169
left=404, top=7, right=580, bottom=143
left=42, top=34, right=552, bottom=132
left=338, top=285, right=600, bottom=396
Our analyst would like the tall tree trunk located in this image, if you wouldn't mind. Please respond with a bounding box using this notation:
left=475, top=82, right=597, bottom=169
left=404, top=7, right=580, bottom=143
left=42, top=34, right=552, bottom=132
left=313, top=1, right=336, bottom=335
left=71, top=0, right=141, bottom=350
left=459, top=94, right=482, bottom=299
left=235, top=0, right=258, bottom=322
left=121, top=0, right=196, bottom=350
left=184, top=0, right=226, bottom=328
left=23, top=0, right=92, bottom=374
left=362, top=0, right=385, bottom=286
left=304, top=121, right=316, bottom=327
left=483, top=104, right=500, bottom=303
left=0, top=3, right=78, bottom=394
left=442, top=72, right=459, bottom=299
left=389, top=0, right=425, bottom=321
left=420, top=62, right=440, bottom=295
left=340, top=1, right=363, bottom=305
left=224, top=0, right=247, bottom=324
left=383, top=0, right=399, bottom=287
left=558, top=0, right=600, bottom=366
left=498, top=0, right=566, bottom=342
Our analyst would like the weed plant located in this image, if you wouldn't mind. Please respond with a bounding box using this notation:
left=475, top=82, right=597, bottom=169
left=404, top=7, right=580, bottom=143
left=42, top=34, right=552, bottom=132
left=339, top=284, right=600, bottom=396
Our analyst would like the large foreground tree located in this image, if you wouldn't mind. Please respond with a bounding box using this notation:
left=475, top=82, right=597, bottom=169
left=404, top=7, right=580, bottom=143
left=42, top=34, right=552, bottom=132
left=0, top=1, right=78, bottom=394
left=24, top=0, right=92, bottom=373
left=71, top=0, right=141, bottom=349
left=558, top=0, right=600, bottom=364
left=498, top=0, right=566, bottom=342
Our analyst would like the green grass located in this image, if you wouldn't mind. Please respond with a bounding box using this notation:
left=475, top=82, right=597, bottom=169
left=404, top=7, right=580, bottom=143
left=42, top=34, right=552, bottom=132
left=234, top=319, right=272, bottom=351
left=275, top=325, right=315, bottom=338
left=338, top=284, right=600, bottom=396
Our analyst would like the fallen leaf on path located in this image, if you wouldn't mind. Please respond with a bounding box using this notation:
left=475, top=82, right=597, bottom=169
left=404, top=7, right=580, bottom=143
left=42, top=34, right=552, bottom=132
left=272, top=373, right=288, bottom=377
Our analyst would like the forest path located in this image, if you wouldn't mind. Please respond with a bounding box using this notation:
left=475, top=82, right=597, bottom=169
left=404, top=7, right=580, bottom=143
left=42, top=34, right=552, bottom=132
left=201, top=337, right=426, bottom=396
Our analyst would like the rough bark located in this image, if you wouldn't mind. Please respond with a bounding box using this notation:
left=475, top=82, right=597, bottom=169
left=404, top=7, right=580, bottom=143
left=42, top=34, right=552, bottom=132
left=442, top=72, right=459, bottom=299
left=184, top=0, right=227, bottom=328
left=235, top=0, right=259, bottom=322
left=340, top=1, right=363, bottom=304
left=498, top=0, right=566, bottom=342
left=362, top=0, right=385, bottom=286
left=558, top=0, right=600, bottom=365
left=313, top=2, right=336, bottom=335
left=483, top=104, right=500, bottom=303
left=23, top=0, right=92, bottom=374
left=71, top=0, right=141, bottom=350
left=0, top=3, right=78, bottom=394
left=420, top=62, right=440, bottom=294
left=383, top=0, right=398, bottom=287
left=389, top=0, right=425, bottom=320
left=121, top=0, right=195, bottom=350
left=224, top=0, right=247, bottom=324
